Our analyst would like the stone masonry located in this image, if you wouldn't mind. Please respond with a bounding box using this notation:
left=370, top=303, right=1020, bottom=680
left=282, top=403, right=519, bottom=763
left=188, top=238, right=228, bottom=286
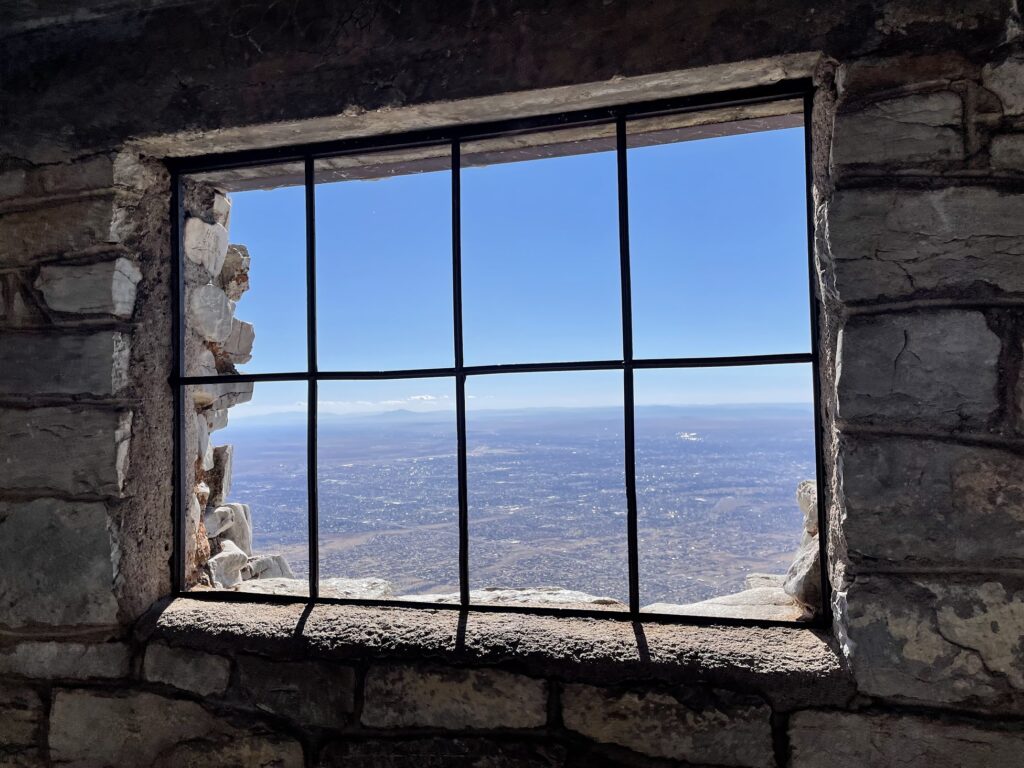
left=2, top=1, right=1024, bottom=765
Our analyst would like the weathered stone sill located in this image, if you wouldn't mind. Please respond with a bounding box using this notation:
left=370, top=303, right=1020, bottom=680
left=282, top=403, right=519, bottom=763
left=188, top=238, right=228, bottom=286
left=138, top=597, right=854, bottom=712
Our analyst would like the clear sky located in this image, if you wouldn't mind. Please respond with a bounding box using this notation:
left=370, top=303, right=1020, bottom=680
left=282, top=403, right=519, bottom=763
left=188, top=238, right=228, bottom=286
left=214, top=126, right=811, bottom=421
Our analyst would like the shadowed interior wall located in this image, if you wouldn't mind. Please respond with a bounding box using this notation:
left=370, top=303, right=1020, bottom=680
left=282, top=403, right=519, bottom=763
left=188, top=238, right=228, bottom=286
left=1, top=1, right=1023, bottom=765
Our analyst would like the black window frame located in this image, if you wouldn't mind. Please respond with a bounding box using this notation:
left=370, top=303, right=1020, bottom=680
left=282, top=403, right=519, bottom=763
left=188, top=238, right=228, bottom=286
left=169, top=78, right=829, bottom=628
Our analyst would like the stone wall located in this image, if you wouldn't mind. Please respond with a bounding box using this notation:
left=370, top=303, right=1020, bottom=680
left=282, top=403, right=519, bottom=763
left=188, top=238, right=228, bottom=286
left=2, top=1, right=1024, bottom=765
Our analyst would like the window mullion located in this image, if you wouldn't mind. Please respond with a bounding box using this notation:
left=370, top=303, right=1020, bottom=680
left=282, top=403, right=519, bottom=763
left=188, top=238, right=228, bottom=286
left=305, top=155, right=320, bottom=600
left=452, top=139, right=470, bottom=608
left=616, top=114, right=641, bottom=615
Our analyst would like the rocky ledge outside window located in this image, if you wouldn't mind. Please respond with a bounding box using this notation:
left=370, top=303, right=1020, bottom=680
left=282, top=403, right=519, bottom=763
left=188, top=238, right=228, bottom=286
left=174, top=92, right=824, bottom=623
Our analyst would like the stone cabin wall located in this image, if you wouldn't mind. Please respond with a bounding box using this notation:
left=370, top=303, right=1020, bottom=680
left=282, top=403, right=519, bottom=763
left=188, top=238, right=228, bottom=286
left=1, top=1, right=1024, bottom=765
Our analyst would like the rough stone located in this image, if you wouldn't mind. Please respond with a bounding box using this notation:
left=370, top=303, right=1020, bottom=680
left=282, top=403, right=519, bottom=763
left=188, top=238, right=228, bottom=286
left=991, top=134, right=1024, bottom=169
left=212, top=192, right=231, bottom=227
left=205, top=407, right=229, bottom=433
left=783, top=541, right=820, bottom=612
left=220, top=244, right=251, bottom=301
left=362, top=665, right=547, bottom=730
left=206, top=502, right=253, bottom=556
left=0, top=407, right=132, bottom=495
left=839, top=436, right=1024, bottom=567
left=183, top=217, right=229, bottom=277
left=318, top=738, right=564, bottom=768
left=188, top=283, right=234, bottom=343
left=832, top=91, right=963, bottom=166
left=34, top=258, right=141, bottom=317
left=0, top=195, right=118, bottom=265
left=143, top=641, right=231, bottom=697
left=242, top=554, right=295, bottom=580
left=841, top=575, right=1024, bottom=709
left=789, top=711, right=1024, bottom=768
left=413, top=586, right=624, bottom=608
left=209, top=539, right=249, bottom=588
left=48, top=690, right=303, bottom=767
left=0, top=499, right=119, bottom=628
left=983, top=54, right=1024, bottom=115
left=218, top=317, right=255, bottom=365
left=0, top=684, right=43, bottom=751
left=147, top=598, right=854, bottom=710
left=562, top=684, right=773, bottom=767
left=0, top=642, right=129, bottom=680
left=234, top=655, right=356, bottom=728
left=837, top=311, right=999, bottom=431
left=824, top=187, right=1024, bottom=303
left=194, top=379, right=255, bottom=410
left=643, top=587, right=804, bottom=622
left=0, top=332, right=129, bottom=395
left=206, top=445, right=233, bottom=508
left=0, top=168, right=27, bottom=199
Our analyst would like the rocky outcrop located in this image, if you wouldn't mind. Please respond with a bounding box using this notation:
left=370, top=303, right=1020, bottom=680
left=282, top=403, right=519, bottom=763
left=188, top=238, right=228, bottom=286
left=182, top=184, right=294, bottom=591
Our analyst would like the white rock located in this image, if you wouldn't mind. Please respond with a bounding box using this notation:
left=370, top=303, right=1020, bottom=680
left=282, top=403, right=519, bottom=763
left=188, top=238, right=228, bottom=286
left=201, top=441, right=214, bottom=472
left=784, top=537, right=821, bottom=611
left=188, top=284, right=234, bottom=343
left=643, top=586, right=804, bottom=622
left=220, top=244, right=250, bottom=301
left=208, top=539, right=248, bottom=588
left=745, top=573, right=785, bottom=589
left=242, top=555, right=295, bottom=581
left=184, top=217, right=229, bottom=277
left=195, top=410, right=210, bottom=464
left=204, top=408, right=228, bottom=433
left=35, top=258, right=142, bottom=317
left=212, top=192, right=231, bottom=228
left=206, top=445, right=232, bottom=508
left=220, top=318, right=254, bottom=364
left=797, top=479, right=818, bottom=538
left=206, top=502, right=253, bottom=556
left=412, top=586, right=624, bottom=608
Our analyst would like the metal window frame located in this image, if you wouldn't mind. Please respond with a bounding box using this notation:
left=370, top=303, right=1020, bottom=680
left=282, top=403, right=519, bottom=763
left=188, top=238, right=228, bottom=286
left=169, top=78, right=831, bottom=630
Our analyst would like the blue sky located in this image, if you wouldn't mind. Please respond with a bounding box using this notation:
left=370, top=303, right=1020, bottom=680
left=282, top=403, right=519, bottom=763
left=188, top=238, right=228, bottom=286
left=214, top=126, right=811, bottom=420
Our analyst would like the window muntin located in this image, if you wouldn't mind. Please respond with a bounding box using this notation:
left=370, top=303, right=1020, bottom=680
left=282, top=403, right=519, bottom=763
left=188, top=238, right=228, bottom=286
left=174, top=87, right=823, bottom=625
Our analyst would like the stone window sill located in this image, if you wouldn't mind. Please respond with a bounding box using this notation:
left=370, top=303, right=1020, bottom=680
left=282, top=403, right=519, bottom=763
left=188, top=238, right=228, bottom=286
left=138, top=596, right=853, bottom=711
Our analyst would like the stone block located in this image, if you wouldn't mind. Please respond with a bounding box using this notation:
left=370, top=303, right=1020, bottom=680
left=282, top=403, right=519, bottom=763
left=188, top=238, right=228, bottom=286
left=832, top=92, right=963, bottom=166
left=35, top=258, right=141, bottom=317
left=841, top=575, right=1024, bottom=710
left=0, top=684, right=43, bottom=748
left=143, top=642, right=231, bottom=696
left=318, top=738, right=564, bottom=767
left=0, top=407, right=132, bottom=495
left=48, top=690, right=303, bottom=767
left=0, top=195, right=118, bottom=266
left=220, top=244, right=250, bottom=301
left=0, top=332, right=129, bottom=396
left=0, top=642, right=129, bottom=680
left=0, top=168, right=27, bottom=199
left=790, top=711, right=1024, bottom=767
left=233, top=655, right=356, bottom=728
left=188, top=283, right=234, bottom=343
left=206, top=444, right=233, bottom=507
left=184, top=217, right=229, bottom=278
left=562, top=684, right=772, bottom=767
left=34, top=156, right=115, bottom=195
left=823, top=187, right=1024, bottom=303
left=218, top=317, right=254, bottom=365
left=991, top=134, right=1024, bottom=170
left=362, top=665, right=547, bottom=730
left=0, top=499, right=118, bottom=629
left=837, top=311, right=999, bottom=431
left=983, top=54, right=1024, bottom=115
left=839, top=436, right=1024, bottom=567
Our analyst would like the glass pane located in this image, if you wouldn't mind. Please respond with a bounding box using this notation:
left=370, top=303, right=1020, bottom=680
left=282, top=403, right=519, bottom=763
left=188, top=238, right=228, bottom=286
left=628, top=115, right=810, bottom=358
left=183, top=163, right=307, bottom=376
left=461, top=126, right=622, bottom=365
left=466, top=371, right=628, bottom=609
left=315, top=148, right=454, bottom=371
left=634, top=364, right=816, bottom=620
left=183, top=381, right=309, bottom=597
left=317, top=379, right=458, bottom=599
